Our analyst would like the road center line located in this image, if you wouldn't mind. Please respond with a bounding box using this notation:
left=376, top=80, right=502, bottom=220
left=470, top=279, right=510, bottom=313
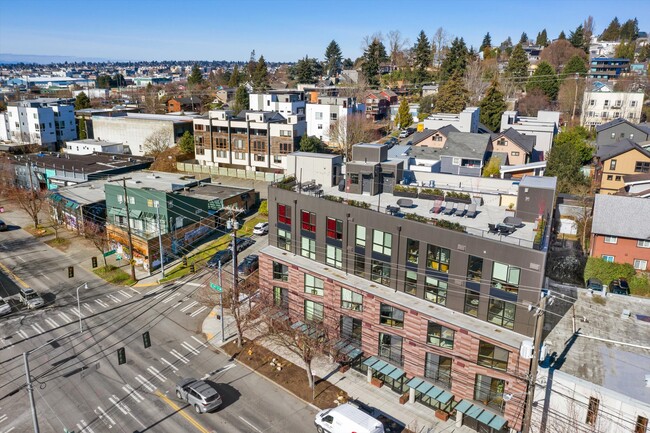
left=155, top=391, right=212, bottom=433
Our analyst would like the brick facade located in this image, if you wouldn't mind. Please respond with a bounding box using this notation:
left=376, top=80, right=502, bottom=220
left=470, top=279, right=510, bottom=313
left=591, top=234, right=650, bottom=270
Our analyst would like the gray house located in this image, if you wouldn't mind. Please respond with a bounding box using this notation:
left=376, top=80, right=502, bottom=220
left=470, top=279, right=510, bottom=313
left=408, top=132, right=491, bottom=177
left=595, top=118, right=650, bottom=146
left=345, top=143, right=404, bottom=195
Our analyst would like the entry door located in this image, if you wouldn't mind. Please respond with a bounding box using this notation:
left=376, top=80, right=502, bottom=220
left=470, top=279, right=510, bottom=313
left=362, top=174, right=373, bottom=194
left=381, top=173, right=395, bottom=193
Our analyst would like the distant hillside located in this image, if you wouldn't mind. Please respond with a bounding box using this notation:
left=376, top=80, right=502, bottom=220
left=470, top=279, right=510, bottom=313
left=0, top=53, right=111, bottom=64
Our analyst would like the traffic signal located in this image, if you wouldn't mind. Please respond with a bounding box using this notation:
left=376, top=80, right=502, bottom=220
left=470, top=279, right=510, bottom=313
left=189, top=263, right=195, bottom=273
left=91, top=257, right=98, bottom=268
left=67, top=266, right=74, bottom=278
left=142, top=331, right=151, bottom=349
left=182, top=256, right=188, bottom=266
left=117, top=347, right=126, bottom=365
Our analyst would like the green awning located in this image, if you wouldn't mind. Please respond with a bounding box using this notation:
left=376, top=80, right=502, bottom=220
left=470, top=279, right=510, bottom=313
left=129, top=210, right=142, bottom=218
left=407, top=377, right=454, bottom=405
left=363, top=356, right=404, bottom=380
left=454, top=400, right=507, bottom=431
left=108, top=208, right=127, bottom=217
left=65, top=201, right=74, bottom=208
left=51, top=194, right=62, bottom=202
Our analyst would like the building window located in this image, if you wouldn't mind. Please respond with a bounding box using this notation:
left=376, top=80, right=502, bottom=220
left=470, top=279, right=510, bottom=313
left=635, top=161, right=650, bottom=173
left=609, top=159, right=617, bottom=170
left=604, top=236, right=618, bottom=244
left=277, top=228, right=291, bottom=251
left=606, top=175, right=613, bottom=181
left=304, top=274, right=324, bottom=296
left=254, top=154, right=265, bottom=162
left=615, top=175, right=622, bottom=181
left=586, top=397, right=599, bottom=425
left=341, top=287, right=363, bottom=311
left=601, top=255, right=614, bottom=262
left=379, top=303, right=404, bottom=328
left=426, top=322, right=454, bottom=349
left=424, top=276, right=447, bottom=305
left=272, top=261, right=288, bottom=281
left=278, top=204, right=291, bottom=225
left=603, top=100, right=609, bottom=107
left=350, top=173, right=359, bottom=185
left=635, top=416, right=648, bottom=433
left=464, top=290, right=480, bottom=317
left=487, top=299, right=516, bottom=330
left=354, top=253, right=365, bottom=276
left=427, top=245, right=450, bottom=272
left=372, top=230, right=392, bottom=256
left=404, top=270, right=418, bottom=295
left=511, top=151, right=520, bottom=156
left=497, top=138, right=506, bottom=146
left=315, top=112, right=323, bottom=120
left=406, top=238, right=419, bottom=264
left=589, top=99, right=595, bottom=106
left=301, top=210, right=316, bottom=232
left=492, top=261, right=521, bottom=293
left=371, top=260, right=391, bottom=286
left=378, top=332, right=403, bottom=366
left=326, top=245, right=343, bottom=269
left=467, top=255, right=483, bottom=282
left=304, top=300, right=324, bottom=322
left=279, top=130, right=292, bottom=137
left=326, top=217, right=343, bottom=240
left=637, top=240, right=650, bottom=248
left=330, top=113, right=338, bottom=121
left=340, top=316, right=362, bottom=347
left=279, top=142, right=292, bottom=154
left=301, top=237, right=316, bottom=259
left=273, top=155, right=282, bottom=164
left=474, top=375, right=506, bottom=413
left=634, top=259, right=647, bottom=271
left=477, top=341, right=509, bottom=371
left=117, top=194, right=123, bottom=204
left=355, top=225, right=366, bottom=247
left=273, top=286, right=288, bottom=309
left=424, top=353, right=452, bottom=389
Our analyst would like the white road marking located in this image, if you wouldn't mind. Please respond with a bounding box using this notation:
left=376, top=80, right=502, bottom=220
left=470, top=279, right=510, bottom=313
left=70, top=307, right=82, bottom=318
left=59, top=312, right=72, bottom=323
left=79, top=419, right=96, bottom=433
left=152, top=291, right=167, bottom=300
left=191, top=335, right=208, bottom=348
left=31, top=324, right=45, bottom=335
left=108, top=395, right=130, bottom=415
left=122, top=385, right=144, bottom=403
left=181, top=341, right=200, bottom=355
left=186, top=282, right=202, bottom=287
left=16, top=329, right=29, bottom=339
left=189, top=306, right=207, bottom=317
left=147, top=366, right=167, bottom=382
left=96, top=406, right=116, bottom=426
left=83, top=303, right=94, bottom=313
left=239, top=416, right=264, bottom=433
left=1, top=337, right=13, bottom=349
left=17, top=256, right=25, bottom=262
left=3, top=427, right=15, bottom=433
left=160, top=357, right=178, bottom=372
left=106, top=294, right=121, bottom=303
left=39, top=273, right=52, bottom=282
left=169, top=350, right=189, bottom=364
left=117, top=290, right=132, bottom=299
left=135, top=375, right=156, bottom=392
left=127, top=287, right=140, bottom=295
left=0, top=414, right=7, bottom=422
left=45, top=318, right=58, bottom=329
left=161, top=293, right=180, bottom=304
left=95, top=299, right=109, bottom=308
left=179, top=301, right=198, bottom=312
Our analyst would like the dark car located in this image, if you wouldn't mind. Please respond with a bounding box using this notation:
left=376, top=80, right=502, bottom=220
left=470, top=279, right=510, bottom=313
left=586, top=278, right=604, bottom=292
left=237, top=254, right=259, bottom=276
left=229, top=237, right=255, bottom=253
left=609, top=278, right=630, bottom=295
left=0, top=220, right=7, bottom=232
left=207, top=249, right=232, bottom=268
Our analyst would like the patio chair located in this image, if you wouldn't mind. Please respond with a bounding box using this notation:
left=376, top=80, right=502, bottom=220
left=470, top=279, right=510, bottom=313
left=443, top=204, right=456, bottom=215
left=454, top=204, right=467, bottom=217
left=430, top=199, right=443, bottom=214
left=488, top=223, right=498, bottom=234
left=465, top=203, right=477, bottom=218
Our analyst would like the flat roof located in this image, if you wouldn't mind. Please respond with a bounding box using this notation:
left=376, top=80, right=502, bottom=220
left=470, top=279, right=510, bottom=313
left=111, top=171, right=209, bottom=191
left=176, top=183, right=253, bottom=201
left=519, top=175, right=557, bottom=189
left=11, top=152, right=152, bottom=174
left=288, top=151, right=340, bottom=159
left=55, top=181, right=106, bottom=205
left=66, top=139, right=122, bottom=146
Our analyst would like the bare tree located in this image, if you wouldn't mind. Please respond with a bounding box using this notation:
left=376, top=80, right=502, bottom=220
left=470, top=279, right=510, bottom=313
left=4, top=175, right=48, bottom=228
left=329, top=113, right=378, bottom=161
left=432, top=27, right=449, bottom=66
left=583, top=16, right=595, bottom=46
left=558, top=77, right=586, bottom=125
left=387, top=30, right=409, bottom=69
left=464, top=59, right=490, bottom=104
left=223, top=272, right=261, bottom=348
left=85, top=221, right=110, bottom=268
left=143, top=128, right=172, bottom=157
left=47, top=204, right=64, bottom=240
left=571, top=184, right=593, bottom=252
left=361, top=32, right=384, bottom=52
left=517, top=89, right=552, bottom=116
left=540, top=40, right=587, bottom=71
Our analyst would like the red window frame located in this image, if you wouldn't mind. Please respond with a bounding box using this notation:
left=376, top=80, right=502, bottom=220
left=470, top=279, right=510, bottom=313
left=278, top=204, right=291, bottom=225
left=301, top=210, right=316, bottom=232
left=326, top=217, right=343, bottom=240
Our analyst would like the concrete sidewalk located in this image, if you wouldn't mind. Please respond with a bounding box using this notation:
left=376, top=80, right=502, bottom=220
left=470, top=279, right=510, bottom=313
left=202, top=304, right=473, bottom=433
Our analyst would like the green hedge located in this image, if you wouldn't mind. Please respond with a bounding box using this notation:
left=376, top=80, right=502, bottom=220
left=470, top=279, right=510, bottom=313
left=584, top=257, right=635, bottom=285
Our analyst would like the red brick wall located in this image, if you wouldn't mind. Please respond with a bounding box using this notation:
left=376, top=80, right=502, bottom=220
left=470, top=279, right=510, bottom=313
left=591, top=235, right=650, bottom=268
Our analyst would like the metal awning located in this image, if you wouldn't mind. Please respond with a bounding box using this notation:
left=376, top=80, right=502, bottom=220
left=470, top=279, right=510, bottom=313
left=51, top=194, right=62, bottom=202
left=406, top=377, right=453, bottom=405
left=454, top=400, right=507, bottom=431
left=108, top=208, right=127, bottom=217
left=362, top=356, right=405, bottom=380
left=333, top=340, right=363, bottom=360
left=129, top=210, right=142, bottom=218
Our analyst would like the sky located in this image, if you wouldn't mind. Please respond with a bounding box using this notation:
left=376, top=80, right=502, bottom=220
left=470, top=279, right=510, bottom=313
left=0, top=0, right=648, bottom=63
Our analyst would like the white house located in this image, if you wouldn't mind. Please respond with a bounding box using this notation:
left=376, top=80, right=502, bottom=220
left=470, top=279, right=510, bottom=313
left=285, top=152, right=343, bottom=187
left=500, top=110, right=560, bottom=155
left=581, top=82, right=645, bottom=129
left=305, top=96, right=365, bottom=143
left=423, top=107, right=480, bottom=133
left=64, top=138, right=124, bottom=155
left=249, top=90, right=305, bottom=116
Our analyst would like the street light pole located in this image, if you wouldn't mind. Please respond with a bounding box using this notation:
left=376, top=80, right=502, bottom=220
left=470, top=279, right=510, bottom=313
left=76, top=282, right=89, bottom=334
left=155, top=204, right=165, bottom=279
left=24, top=352, right=39, bottom=433
left=218, top=260, right=224, bottom=343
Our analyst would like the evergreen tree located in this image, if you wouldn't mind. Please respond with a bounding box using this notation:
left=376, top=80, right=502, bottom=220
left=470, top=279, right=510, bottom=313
left=601, top=17, right=621, bottom=41
left=361, top=37, right=388, bottom=86
left=252, top=55, right=270, bottom=91
left=562, top=55, right=588, bottom=77
left=614, top=41, right=636, bottom=61
left=188, top=64, right=204, bottom=86
left=506, top=44, right=530, bottom=89
left=526, top=61, right=559, bottom=100
left=536, top=29, right=549, bottom=46
left=439, top=37, right=468, bottom=81
left=299, top=135, right=325, bottom=153
left=342, top=58, right=354, bottom=69
left=293, top=56, right=321, bottom=84
left=228, top=65, right=241, bottom=87
left=479, top=80, right=506, bottom=132
left=78, top=120, right=87, bottom=140
left=620, top=18, right=639, bottom=40
left=569, top=25, right=584, bottom=49
left=324, top=40, right=343, bottom=77
left=434, top=71, right=469, bottom=113
left=177, top=131, right=195, bottom=154
left=500, top=36, right=514, bottom=56
left=418, top=94, right=436, bottom=118
left=558, top=31, right=566, bottom=40
left=233, top=85, right=249, bottom=113
left=396, top=99, right=412, bottom=130
left=480, top=32, right=492, bottom=51
left=545, top=127, right=592, bottom=193
left=74, top=92, right=91, bottom=110
left=519, top=32, right=529, bottom=45
left=413, top=30, right=432, bottom=84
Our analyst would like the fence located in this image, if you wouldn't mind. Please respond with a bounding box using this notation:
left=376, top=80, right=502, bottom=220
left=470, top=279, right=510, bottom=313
left=177, top=162, right=285, bottom=182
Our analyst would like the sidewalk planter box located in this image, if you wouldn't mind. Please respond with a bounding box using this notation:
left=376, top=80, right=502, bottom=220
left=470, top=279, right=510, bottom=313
left=371, top=377, right=384, bottom=388
left=435, top=410, right=450, bottom=421
left=399, top=392, right=409, bottom=405
left=339, top=364, right=350, bottom=373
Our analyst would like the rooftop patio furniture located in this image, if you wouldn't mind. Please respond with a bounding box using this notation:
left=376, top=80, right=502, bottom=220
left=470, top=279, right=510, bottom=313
left=503, top=216, right=524, bottom=227
left=397, top=198, right=414, bottom=208
left=465, top=203, right=478, bottom=218
left=429, top=199, right=443, bottom=214
left=443, top=204, right=457, bottom=215
left=454, top=204, right=467, bottom=217
left=386, top=205, right=400, bottom=215
left=488, top=223, right=499, bottom=234
left=497, top=223, right=516, bottom=235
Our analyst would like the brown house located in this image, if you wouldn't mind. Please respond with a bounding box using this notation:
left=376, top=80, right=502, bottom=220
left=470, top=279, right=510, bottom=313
left=410, top=125, right=459, bottom=148
left=592, top=138, right=650, bottom=194
left=488, top=128, right=536, bottom=166
left=167, top=96, right=203, bottom=113
left=365, top=90, right=397, bottom=121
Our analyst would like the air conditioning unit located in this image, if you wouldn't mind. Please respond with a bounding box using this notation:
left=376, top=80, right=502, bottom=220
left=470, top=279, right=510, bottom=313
left=520, top=340, right=534, bottom=359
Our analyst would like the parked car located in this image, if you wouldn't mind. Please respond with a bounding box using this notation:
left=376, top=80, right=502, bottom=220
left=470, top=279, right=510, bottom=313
left=19, top=288, right=44, bottom=309
left=0, top=220, right=7, bottom=232
left=398, top=130, right=409, bottom=139
left=253, top=222, right=269, bottom=235
left=175, top=378, right=222, bottom=414
left=237, top=254, right=259, bottom=276
left=609, top=278, right=630, bottom=295
left=229, top=237, right=255, bottom=253
left=0, top=298, right=11, bottom=316
left=207, top=249, right=232, bottom=268
left=586, top=278, right=604, bottom=292
left=315, top=403, right=384, bottom=433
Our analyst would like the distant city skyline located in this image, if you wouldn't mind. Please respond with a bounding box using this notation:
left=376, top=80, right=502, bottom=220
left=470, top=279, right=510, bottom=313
left=1, top=0, right=648, bottom=63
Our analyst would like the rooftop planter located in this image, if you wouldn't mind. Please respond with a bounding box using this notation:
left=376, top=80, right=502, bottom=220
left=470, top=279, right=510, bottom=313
left=419, top=188, right=445, bottom=201
left=277, top=176, right=296, bottom=190
left=347, top=199, right=371, bottom=209
left=445, top=191, right=472, bottom=204
left=393, top=185, right=418, bottom=198
left=403, top=212, right=467, bottom=233
left=404, top=213, right=429, bottom=223
left=323, top=195, right=344, bottom=203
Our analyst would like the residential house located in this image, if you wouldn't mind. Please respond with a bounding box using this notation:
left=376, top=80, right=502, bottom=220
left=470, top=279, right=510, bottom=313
left=410, top=126, right=459, bottom=148
left=595, top=118, right=650, bottom=146
left=620, top=173, right=650, bottom=197
left=488, top=128, right=536, bottom=166
left=408, top=132, right=491, bottom=177
left=500, top=110, right=560, bottom=156
left=305, top=96, right=365, bottom=143
left=590, top=194, right=650, bottom=271
left=581, top=82, right=645, bottom=128
left=215, top=87, right=236, bottom=105
left=423, top=107, right=480, bottom=133
left=592, top=138, right=650, bottom=194
left=587, top=57, right=631, bottom=80
left=365, top=90, right=397, bottom=121
left=421, top=84, right=439, bottom=97
left=167, top=96, right=202, bottom=113
left=285, top=152, right=343, bottom=188
left=64, top=139, right=124, bottom=155
left=344, top=143, right=404, bottom=195
left=249, top=90, right=306, bottom=117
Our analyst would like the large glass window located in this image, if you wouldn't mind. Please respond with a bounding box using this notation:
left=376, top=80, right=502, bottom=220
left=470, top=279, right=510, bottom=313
left=424, top=353, right=452, bottom=389
left=487, top=299, right=516, bottom=330
left=355, top=225, right=366, bottom=247
left=304, top=275, right=324, bottom=296
left=326, top=245, right=343, bottom=269
left=340, top=316, right=362, bottom=347
left=272, top=262, right=288, bottom=281
left=326, top=217, right=343, bottom=240
left=354, top=253, right=365, bottom=276
left=406, top=238, right=419, bottom=264
left=378, top=332, right=403, bottom=366
left=277, top=228, right=291, bottom=251
left=477, top=341, right=509, bottom=372
left=492, top=262, right=521, bottom=293
left=467, top=255, right=483, bottom=281
left=372, top=230, right=392, bottom=256
left=424, top=276, right=447, bottom=305
left=404, top=270, right=418, bottom=295
left=304, top=300, right=324, bottom=322
left=464, top=290, right=480, bottom=317
left=341, top=288, right=363, bottom=312
left=379, top=303, right=405, bottom=328
left=474, top=375, right=506, bottom=413
left=273, top=286, right=288, bottom=310
left=301, top=210, right=316, bottom=232
left=426, top=322, right=454, bottom=349
left=427, top=245, right=450, bottom=273
left=371, top=260, right=391, bottom=286
left=301, top=237, right=315, bottom=259
left=278, top=204, right=291, bottom=225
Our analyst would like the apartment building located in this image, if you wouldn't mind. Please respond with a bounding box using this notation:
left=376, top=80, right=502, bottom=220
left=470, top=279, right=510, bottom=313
left=423, top=107, right=480, bottom=133
left=193, top=110, right=306, bottom=173
left=249, top=90, right=305, bottom=117
left=260, top=151, right=556, bottom=432
left=305, top=96, right=365, bottom=143
left=581, top=83, right=645, bottom=128
left=499, top=111, right=560, bottom=155
left=587, top=57, right=630, bottom=80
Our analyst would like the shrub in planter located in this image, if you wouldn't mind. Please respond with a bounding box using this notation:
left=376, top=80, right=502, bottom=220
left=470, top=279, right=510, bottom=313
left=399, top=392, right=409, bottom=405
left=394, top=185, right=418, bottom=198
left=347, top=199, right=371, bottom=209
left=445, top=191, right=471, bottom=203
left=404, top=213, right=430, bottom=223
left=323, top=195, right=344, bottom=203
left=419, top=188, right=445, bottom=200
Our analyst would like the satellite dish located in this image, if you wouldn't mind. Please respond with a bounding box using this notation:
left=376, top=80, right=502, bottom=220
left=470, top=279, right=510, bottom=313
left=503, top=393, right=513, bottom=402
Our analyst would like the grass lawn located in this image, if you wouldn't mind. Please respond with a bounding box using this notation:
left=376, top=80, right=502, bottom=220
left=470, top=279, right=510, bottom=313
left=24, top=226, right=54, bottom=237
left=44, top=237, right=71, bottom=250
left=94, top=265, right=136, bottom=286
left=160, top=215, right=267, bottom=282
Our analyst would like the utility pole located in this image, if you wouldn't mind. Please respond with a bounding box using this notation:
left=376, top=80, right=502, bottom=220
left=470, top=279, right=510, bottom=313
left=155, top=204, right=165, bottom=279
left=24, top=352, right=39, bottom=433
left=218, top=260, right=224, bottom=342
left=571, top=72, right=579, bottom=124
left=109, top=178, right=136, bottom=282
left=522, top=293, right=548, bottom=433
left=224, top=205, right=245, bottom=341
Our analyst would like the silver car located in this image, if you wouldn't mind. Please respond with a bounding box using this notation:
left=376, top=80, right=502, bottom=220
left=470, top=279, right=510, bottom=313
left=0, top=298, right=11, bottom=316
left=175, top=378, right=222, bottom=414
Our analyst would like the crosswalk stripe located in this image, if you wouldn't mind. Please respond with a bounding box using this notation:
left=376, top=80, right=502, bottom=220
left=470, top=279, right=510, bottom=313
left=189, top=306, right=207, bottom=317
left=108, top=395, right=130, bottom=414
left=135, top=375, right=156, bottom=392
left=118, top=290, right=132, bottom=299
left=70, top=307, right=82, bottom=318
left=160, top=357, right=179, bottom=372
left=1, top=337, right=13, bottom=349
left=31, top=324, right=45, bottom=334
left=3, top=427, right=14, bottom=433
left=106, top=294, right=121, bottom=303
left=59, top=312, right=72, bottom=323
left=95, top=299, right=109, bottom=308
left=180, top=301, right=198, bottom=312
left=0, top=414, right=8, bottom=422
left=16, top=329, right=29, bottom=339
left=45, top=318, right=58, bottom=329
left=191, top=335, right=208, bottom=348
left=147, top=366, right=167, bottom=382
left=161, top=293, right=180, bottom=304
left=181, top=341, right=201, bottom=355
left=127, top=287, right=140, bottom=295
left=80, top=419, right=96, bottom=433
left=122, top=385, right=144, bottom=403
left=153, top=291, right=167, bottom=300
left=96, top=406, right=116, bottom=426
left=83, top=303, right=94, bottom=313
left=170, top=350, right=189, bottom=364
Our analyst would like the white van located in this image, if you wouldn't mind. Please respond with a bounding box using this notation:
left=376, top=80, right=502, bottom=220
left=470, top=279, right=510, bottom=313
left=314, top=403, right=385, bottom=433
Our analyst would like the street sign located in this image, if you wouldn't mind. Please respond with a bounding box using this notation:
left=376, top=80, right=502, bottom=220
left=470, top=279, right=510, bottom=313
left=103, top=250, right=116, bottom=257
left=210, top=282, right=222, bottom=292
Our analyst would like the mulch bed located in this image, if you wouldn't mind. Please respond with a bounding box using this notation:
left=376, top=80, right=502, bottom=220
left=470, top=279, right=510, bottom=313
left=222, top=339, right=347, bottom=409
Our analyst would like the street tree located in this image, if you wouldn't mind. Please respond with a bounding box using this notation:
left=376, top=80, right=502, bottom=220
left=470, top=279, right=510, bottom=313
left=540, top=39, right=587, bottom=71
left=143, top=128, right=171, bottom=158
left=480, top=32, right=492, bottom=52
left=396, top=99, right=412, bottom=130
left=188, top=64, right=204, bottom=86
left=74, top=92, right=91, bottom=110
left=601, top=17, right=621, bottom=40
left=361, top=36, right=388, bottom=86
left=4, top=178, right=48, bottom=228
left=84, top=221, right=110, bottom=268
left=252, top=55, right=270, bottom=91
left=413, top=30, right=432, bottom=84
left=435, top=70, right=469, bottom=113
left=177, top=131, right=194, bottom=154
left=536, top=29, right=549, bottom=47
left=232, top=85, right=249, bottom=114
left=527, top=61, right=559, bottom=100
left=479, top=79, right=506, bottom=132
left=439, top=37, right=468, bottom=81
left=329, top=113, right=377, bottom=161
left=558, top=76, right=586, bottom=124
left=545, top=126, right=593, bottom=193
left=505, top=44, right=529, bottom=90
left=324, top=40, right=342, bottom=77
left=299, top=135, right=325, bottom=153
left=228, top=65, right=241, bottom=87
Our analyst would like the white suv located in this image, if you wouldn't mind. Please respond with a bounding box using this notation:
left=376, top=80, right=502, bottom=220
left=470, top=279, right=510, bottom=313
left=19, top=288, right=44, bottom=309
left=253, top=222, right=269, bottom=235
